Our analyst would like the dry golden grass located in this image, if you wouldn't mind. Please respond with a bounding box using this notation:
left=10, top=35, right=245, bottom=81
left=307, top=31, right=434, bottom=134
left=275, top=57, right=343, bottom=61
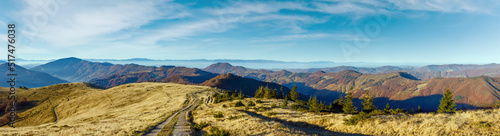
left=193, top=98, right=500, bottom=136
left=193, top=98, right=328, bottom=135
left=0, top=83, right=100, bottom=127
left=0, top=82, right=210, bottom=135
left=3, top=83, right=499, bottom=136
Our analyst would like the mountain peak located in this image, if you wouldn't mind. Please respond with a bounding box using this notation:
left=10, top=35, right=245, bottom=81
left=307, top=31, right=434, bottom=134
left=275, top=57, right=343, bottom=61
left=313, top=70, right=326, bottom=75
left=203, top=62, right=249, bottom=74
left=396, top=72, right=419, bottom=80
left=208, top=62, right=233, bottom=68
left=339, top=69, right=360, bottom=74
left=61, top=57, right=83, bottom=61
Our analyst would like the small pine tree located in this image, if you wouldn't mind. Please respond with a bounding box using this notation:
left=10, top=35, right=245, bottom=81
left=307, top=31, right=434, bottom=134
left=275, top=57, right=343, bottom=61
left=238, top=90, right=244, bottom=99
left=494, top=102, right=500, bottom=109
left=335, top=95, right=344, bottom=106
left=307, top=96, right=320, bottom=113
left=231, top=93, right=237, bottom=100
left=418, top=105, right=423, bottom=112
left=362, top=91, right=376, bottom=113
left=255, top=86, right=265, bottom=98
left=384, top=103, right=391, bottom=113
left=437, top=89, right=456, bottom=113
left=262, top=86, right=278, bottom=99
left=343, top=91, right=358, bottom=114
left=289, top=85, right=299, bottom=101
left=282, top=96, right=288, bottom=108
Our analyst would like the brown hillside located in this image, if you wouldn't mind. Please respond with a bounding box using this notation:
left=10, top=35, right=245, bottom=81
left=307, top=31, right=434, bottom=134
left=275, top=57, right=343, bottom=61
left=89, top=67, right=218, bottom=88
left=200, top=73, right=294, bottom=98
left=30, top=57, right=158, bottom=82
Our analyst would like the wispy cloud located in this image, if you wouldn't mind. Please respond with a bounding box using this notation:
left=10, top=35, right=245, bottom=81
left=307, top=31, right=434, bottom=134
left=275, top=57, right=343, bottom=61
left=253, top=33, right=335, bottom=42
left=208, top=1, right=309, bottom=16
left=312, top=1, right=381, bottom=15
left=18, top=0, right=186, bottom=46
left=385, top=0, right=496, bottom=13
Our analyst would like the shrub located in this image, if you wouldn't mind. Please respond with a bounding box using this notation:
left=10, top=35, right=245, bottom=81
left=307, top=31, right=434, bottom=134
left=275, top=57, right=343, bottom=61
left=234, top=101, right=245, bottom=107
left=247, top=101, right=256, bottom=106
left=213, top=91, right=233, bottom=103
left=281, top=97, right=288, bottom=108
left=343, top=112, right=369, bottom=125
left=213, top=111, right=224, bottom=118
left=388, top=108, right=407, bottom=115
left=273, top=124, right=286, bottom=129
left=193, top=122, right=210, bottom=130
left=258, top=106, right=268, bottom=111
left=228, top=115, right=239, bottom=120
left=494, top=102, right=500, bottom=109
left=222, top=104, right=227, bottom=108
left=255, top=86, right=279, bottom=99
left=255, top=100, right=263, bottom=103
left=237, top=90, right=245, bottom=99
left=470, top=121, right=493, bottom=128
left=266, top=111, right=277, bottom=116
left=271, top=103, right=277, bottom=108
left=203, top=127, right=230, bottom=136
left=368, top=109, right=385, bottom=116
left=291, top=104, right=308, bottom=111
left=244, top=107, right=249, bottom=111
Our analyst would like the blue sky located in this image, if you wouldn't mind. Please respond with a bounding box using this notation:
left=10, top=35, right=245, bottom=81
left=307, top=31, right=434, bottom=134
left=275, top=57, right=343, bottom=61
left=1, top=0, right=500, bottom=63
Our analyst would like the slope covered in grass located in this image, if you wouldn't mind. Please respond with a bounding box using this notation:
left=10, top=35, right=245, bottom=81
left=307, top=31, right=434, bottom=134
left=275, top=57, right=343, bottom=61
left=193, top=97, right=500, bottom=135
left=0, top=82, right=210, bottom=135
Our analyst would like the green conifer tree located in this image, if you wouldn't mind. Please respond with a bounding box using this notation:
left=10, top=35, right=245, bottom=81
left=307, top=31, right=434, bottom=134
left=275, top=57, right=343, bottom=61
left=289, top=85, right=299, bottom=101
left=343, top=91, right=358, bottom=114
left=437, top=89, right=456, bottom=113
left=308, top=96, right=320, bottom=112
left=362, top=90, right=376, bottom=113
left=384, top=103, right=391, bottom=113
left=282, top=96, right=288, bottom=108
left=255, top=86, right=264, bottom=98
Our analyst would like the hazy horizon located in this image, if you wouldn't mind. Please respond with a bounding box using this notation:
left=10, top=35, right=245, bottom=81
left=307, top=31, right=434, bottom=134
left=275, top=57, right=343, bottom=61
left=8, top=56, right=500, bottom=69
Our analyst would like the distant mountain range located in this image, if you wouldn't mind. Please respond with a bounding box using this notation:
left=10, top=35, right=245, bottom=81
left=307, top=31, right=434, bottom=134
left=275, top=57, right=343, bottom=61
left=30, top=57, right=158, bottom=82
left=0, top=63, right=68, bottom=88
left=89, top=66, right=218, bottom=87
left=286, top=63, right=500, bottom=80
left=6, top=57, right=500, bottom=111
left=204, top=63, right=500, bottom=111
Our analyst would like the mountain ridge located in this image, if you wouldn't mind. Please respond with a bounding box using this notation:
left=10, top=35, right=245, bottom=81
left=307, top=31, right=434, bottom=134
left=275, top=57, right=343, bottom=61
left=0, top=63, right=69, bottom=88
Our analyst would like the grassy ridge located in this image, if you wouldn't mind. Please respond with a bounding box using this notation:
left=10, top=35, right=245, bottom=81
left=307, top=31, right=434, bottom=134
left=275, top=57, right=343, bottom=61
left=0, top=82, right=210, bottom=135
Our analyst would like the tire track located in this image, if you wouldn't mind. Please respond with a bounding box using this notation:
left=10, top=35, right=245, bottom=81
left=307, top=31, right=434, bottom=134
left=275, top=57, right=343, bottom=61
left=144, top=93, right=197, bottom=136
left=172, top=97, right=199, bottom=136
left=53, top=95, right=69, bottom=123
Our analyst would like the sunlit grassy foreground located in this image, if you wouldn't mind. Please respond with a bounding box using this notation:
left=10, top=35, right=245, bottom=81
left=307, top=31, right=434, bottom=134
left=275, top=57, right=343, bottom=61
left=0, top=82, right=209, bottom=135
left=193, top=98, right=500, bottom=135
